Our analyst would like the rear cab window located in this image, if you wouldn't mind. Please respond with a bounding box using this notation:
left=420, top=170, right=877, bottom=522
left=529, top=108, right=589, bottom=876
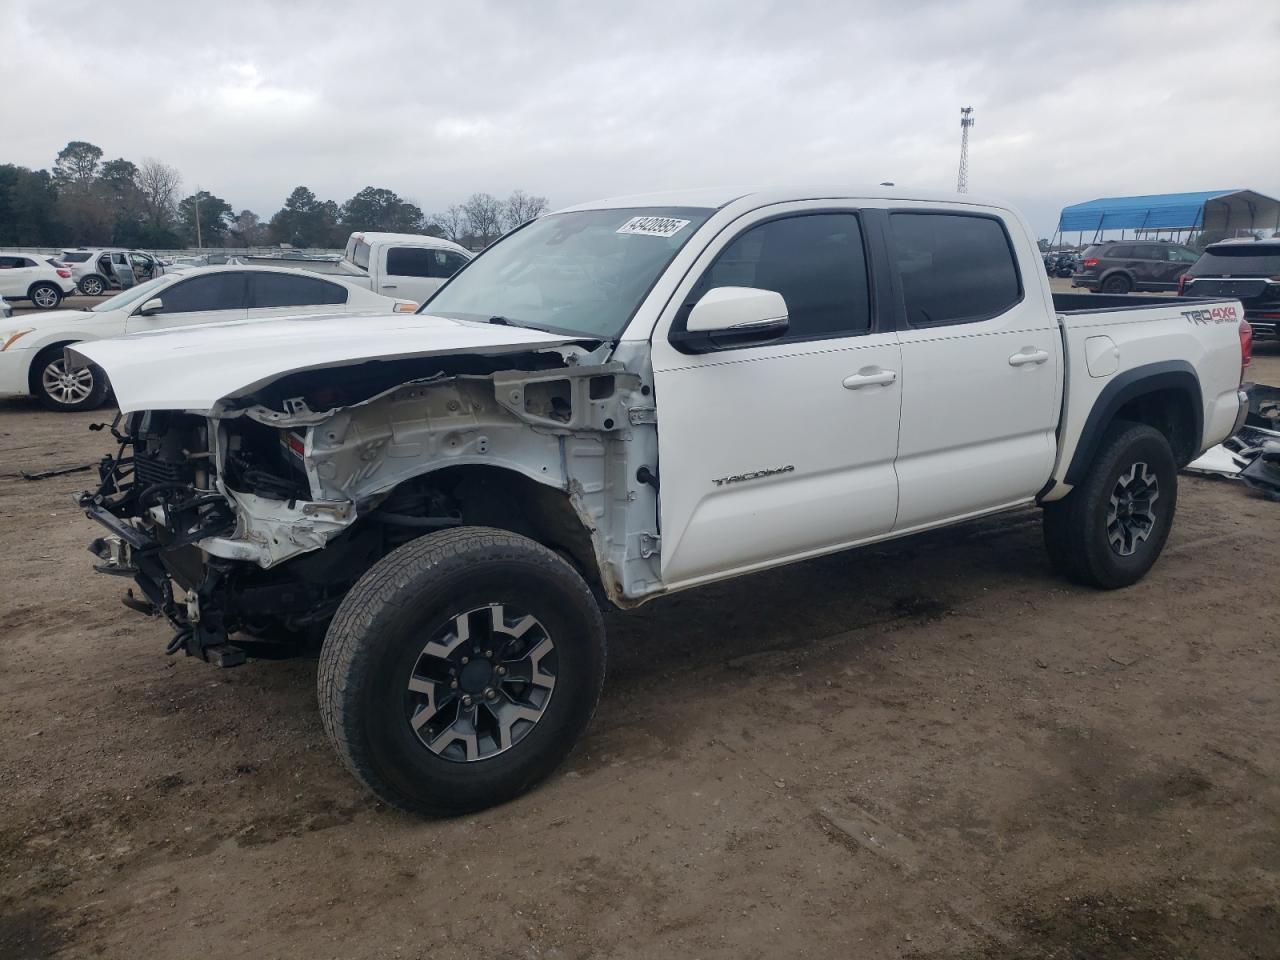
left=344, top=236, right=372, bottom=271
left=888, top=212, right=1022, bottom=326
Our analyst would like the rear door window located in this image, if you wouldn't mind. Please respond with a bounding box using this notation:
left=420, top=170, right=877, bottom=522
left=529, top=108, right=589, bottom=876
left=888, top=212, right=1022, bottom=326
left=386, top=247, right=463, bottom=279
left=158, top=273, right=248, bottom=313
left=250, top=272, right=348, bottom=308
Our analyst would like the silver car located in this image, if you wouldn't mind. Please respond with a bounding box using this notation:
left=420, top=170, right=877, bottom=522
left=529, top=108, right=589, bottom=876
left=59, top=248, right=164, bottom=296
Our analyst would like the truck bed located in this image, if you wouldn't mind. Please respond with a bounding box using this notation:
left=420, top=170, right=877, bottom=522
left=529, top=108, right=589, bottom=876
left=1044, top=291, right=1246, bottom=502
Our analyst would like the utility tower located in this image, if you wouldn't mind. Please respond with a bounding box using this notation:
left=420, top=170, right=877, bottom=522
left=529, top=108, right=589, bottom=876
left=957, top=106, right=975, bottom=193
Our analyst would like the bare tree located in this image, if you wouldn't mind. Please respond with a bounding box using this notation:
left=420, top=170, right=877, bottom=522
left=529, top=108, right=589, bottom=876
left=503, top=190, right=548, bottom=230
left=462, top=192, right=504, bottom=247
left=136, top=158, right=182, bottom=230
left=430, top=204, right=468, bottom=243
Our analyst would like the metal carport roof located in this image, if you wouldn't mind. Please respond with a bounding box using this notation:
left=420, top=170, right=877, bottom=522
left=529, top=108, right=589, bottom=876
left=1058, top=189, right=1280, bottom=235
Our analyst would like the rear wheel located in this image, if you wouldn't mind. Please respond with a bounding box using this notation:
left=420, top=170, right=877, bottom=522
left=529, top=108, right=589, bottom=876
left=28, top=282, right=62, bottom=309
left=78, top=274, right=107, bottom=296
left=318, top=527, right=606, bottom=815
left=1043, top=421, right=1177, bottom=588
left=1101, top=273, right=1132, bottom=295
left=31, top=345, right=110, bottom=411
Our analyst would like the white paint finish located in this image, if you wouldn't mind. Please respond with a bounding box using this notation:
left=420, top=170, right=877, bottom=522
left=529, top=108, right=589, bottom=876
left=685, top=286, right=787, bottom=333
left=1047, top=302, right=1247, bottom=500
left=653, top=335, right=902, bottom=585
left=1084, top=335, right=1120, bottom=377
left=70, top=313, right=582, bottom=413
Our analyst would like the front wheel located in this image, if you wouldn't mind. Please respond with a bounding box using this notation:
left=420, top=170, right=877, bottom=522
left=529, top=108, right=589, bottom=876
left=31, top=345, right=110, bottom=411
left=318, top=527, right=607, bottom=815
left=78, top=274, right=107, bottom=296
left=1043, top=421, right=1177, bottom=589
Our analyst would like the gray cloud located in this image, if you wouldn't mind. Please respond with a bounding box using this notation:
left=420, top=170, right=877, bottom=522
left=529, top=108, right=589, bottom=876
left=5, top=0, right=1278, bottom=236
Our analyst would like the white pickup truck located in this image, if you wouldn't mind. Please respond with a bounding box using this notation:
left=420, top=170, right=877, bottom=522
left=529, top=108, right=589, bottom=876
left=73, top=186, right=1249, bottom=816
left=244, top=232, right=472, bottom=306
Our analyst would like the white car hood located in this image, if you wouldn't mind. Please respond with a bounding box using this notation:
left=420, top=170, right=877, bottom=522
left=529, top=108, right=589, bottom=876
left=70, top=312, right=589, bottom=414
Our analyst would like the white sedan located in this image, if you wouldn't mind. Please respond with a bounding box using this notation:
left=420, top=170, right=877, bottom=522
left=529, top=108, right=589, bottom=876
left=0, top=265, right=416, bottom=411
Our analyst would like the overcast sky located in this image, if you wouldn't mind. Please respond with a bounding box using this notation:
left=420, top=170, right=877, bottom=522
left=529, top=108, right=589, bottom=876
left=5, top=0, right=1278, bottom=236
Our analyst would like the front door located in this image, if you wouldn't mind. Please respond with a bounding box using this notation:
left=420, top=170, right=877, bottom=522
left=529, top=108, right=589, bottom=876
left=126, top=272, right=249, bottom=332
left=887, top=210, right=1060, bottom=530
left=650, top=207, right=902, bottom=587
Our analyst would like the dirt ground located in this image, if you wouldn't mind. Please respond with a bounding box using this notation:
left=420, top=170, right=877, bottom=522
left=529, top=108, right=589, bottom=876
left=1, top=342, right=1278, bottom=960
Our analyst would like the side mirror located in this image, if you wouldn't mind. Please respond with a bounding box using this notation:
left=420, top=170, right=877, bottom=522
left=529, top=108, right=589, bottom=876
left=671, top=286, right=789, bottom=353
left=137, top=298, right=164, bottom=316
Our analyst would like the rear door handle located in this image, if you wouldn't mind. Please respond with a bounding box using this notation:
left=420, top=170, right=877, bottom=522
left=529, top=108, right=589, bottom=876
left=843, top=368, right=897, bottom=389
left=380, top=283, right=397, bottom=289
left=1009, top=349, right=1050, bottom=367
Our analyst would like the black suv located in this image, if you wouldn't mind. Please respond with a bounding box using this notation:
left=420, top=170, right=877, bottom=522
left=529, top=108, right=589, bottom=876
left=1180, top=240, right=1280, bottom=339
left=1071, top=240, right=1201, bottom=294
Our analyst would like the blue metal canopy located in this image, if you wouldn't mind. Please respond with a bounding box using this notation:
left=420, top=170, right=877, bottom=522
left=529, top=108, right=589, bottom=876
left=1058, top=190, right=1239, bottom=233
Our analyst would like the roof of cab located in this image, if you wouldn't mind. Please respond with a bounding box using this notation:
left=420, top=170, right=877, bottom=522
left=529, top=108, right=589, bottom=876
left=349, top=232, right=471, bottom=254
left=555, top=185, right=1015, bottom=214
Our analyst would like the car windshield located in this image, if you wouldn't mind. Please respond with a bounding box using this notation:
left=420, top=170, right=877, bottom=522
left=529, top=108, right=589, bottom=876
left=1190, top=244, right=1280, bottom=277
left=89, top=275, right=171, bottom=312
left=421, top=207, right=714, bottom=338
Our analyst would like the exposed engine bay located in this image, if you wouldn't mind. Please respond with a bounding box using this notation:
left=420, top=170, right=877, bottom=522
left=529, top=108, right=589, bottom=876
left=78, top=343, right=664, bottom=664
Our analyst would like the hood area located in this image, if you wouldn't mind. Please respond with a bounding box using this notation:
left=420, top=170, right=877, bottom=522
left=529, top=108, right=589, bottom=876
left=69, top=312, right=593, bottom=414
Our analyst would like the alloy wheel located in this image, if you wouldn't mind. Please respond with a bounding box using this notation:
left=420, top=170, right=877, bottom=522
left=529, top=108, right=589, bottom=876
left=1106, top=461, right=1159, bottom=557
left=32, top=286, right=59, bottom=308
left=40, top=358, right=95, bottom=406
left=405, top=603, right=557, bottom=762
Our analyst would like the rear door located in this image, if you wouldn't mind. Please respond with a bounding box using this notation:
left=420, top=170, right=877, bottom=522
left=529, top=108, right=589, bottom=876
left=650, top=205, right=902, bottom=586
left=889, top=209, right=1060, bottom=530
left=247, top=271, right=350, bottom=320
left=126, top=272, right=249, bottom=332
left=379, top=246, right=465, bottom=303
left=0, top=256, right=35, bottom=297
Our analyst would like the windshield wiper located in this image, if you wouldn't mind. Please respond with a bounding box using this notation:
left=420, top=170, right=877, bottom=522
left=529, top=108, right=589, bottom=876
left=486, top=315, right=530, bottom=328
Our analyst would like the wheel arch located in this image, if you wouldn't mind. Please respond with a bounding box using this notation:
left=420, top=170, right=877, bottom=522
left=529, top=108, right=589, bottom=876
left=26, top=339, right=83, bottom=392
left=364, top=462, right=609, bottom=600
left=1098, top=268, right=1135, bottom=290
left=1063, top=361, right=1203, bottom=485
left=26, top=279, right=62, bottom=301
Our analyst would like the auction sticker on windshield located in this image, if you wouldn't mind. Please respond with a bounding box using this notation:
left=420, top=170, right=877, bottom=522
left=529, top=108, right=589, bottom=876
left=616, top=216, right=691, bottom=238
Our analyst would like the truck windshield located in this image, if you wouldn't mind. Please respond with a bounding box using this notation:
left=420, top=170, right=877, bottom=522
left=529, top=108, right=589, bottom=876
left=421, top=207, right=713, bottom=338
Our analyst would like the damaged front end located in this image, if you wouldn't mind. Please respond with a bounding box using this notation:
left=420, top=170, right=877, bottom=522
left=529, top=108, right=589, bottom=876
left=78, top=343, right=665, bottom=666
left=78, top=409, right=367, bottom=664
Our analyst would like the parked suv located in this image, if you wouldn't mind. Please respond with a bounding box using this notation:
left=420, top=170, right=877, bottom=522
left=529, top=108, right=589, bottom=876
left=1180, top=239, right=1280, bottom=339
left=60, top=248, right=164, bottom=296
left=0, top=252, right=77, bottom=308
left=1071, top=240, right=1201, bottom=294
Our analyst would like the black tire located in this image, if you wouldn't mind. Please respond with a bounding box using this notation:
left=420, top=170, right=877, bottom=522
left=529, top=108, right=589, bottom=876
left=318, top=527, right=607, bottom=816
left=1042, top=421, right=1177, bottom=589
left=78, top=274, right=107, bottom=296
left=30, top=345, right=110, bottom=412
left=28, top=281, right=62, bottom=309
left=1101, top=273, right=1132, bottom=295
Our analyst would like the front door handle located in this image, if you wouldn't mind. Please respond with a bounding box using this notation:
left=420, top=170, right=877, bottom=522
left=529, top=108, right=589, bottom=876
left=1009, top=349, right=1050, bottom=367
left=843, top=368, right=897, bottom=389
left=380, top=283, right=397, bottom=289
